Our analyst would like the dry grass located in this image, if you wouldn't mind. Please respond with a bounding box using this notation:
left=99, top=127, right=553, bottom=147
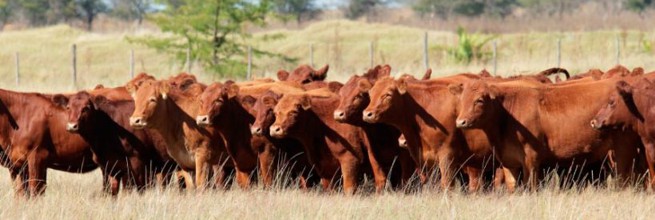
left=0, top=169, right=653, bottom=219
left=1, top=20, right=654, bottom=93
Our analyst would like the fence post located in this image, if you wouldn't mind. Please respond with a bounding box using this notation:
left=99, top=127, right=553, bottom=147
left=492, top=41, right=497, bottom=75
left=186, top=46, right=192, bottom=73
left=309, top=43, right=314, bottom=67
left=423, top=32, right=429, bottom=69
left=615, top=35, right=620, bottom=65
left=130, top=49, right=135, bottom=78
left=557, top=38, right=561, bottom=68
left=247, top=46, right=252, bottom=80
left=15, top=52, right=19, bottom=87
left=369, top=41, right=374, bottom=68
left=72, top=44, right=77, bottom=87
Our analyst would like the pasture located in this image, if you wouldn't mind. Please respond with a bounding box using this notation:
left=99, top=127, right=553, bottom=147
left=0, top=169, right=654, bottom=219
left=2, top=20, right=655, bottom=220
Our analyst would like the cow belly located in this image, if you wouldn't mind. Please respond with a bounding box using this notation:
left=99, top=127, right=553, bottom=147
left=167, top=145, right=195, bottom=169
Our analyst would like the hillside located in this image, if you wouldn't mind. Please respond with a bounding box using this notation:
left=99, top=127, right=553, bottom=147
left=1, top=20, right=654, bottom=92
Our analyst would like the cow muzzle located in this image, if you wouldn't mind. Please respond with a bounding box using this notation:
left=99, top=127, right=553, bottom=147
left=251, top=126, right=263, bottom=136
left=129, top=117, right=148, bottom=129
left=269, top=125, right=286, bottom=138
left=66, top=123, right=79, bottom=132
left=362, top=110, right=378, bottom=123
left=455, top=119, right=471, bottom=128
left=333, top=110, right=346, bottom=122
left=590, top=119, right=603, bottom=130
left=196, top=115, right=211, bottom=126
left=398, top=136, right=408, bottom=148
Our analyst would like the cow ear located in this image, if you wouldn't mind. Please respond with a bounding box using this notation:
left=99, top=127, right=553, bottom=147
left=92, top=95, right=108, bottom=109
left=379, top=65, right=391, bottom=78
left=589, top=69, right=604, bottom=80
left=616, top=81, right=633, bottom=96
left=358, top=78, right=373, bottom=93
left=52, top=94, right=69, bottom=108
left=241, top=95, right=256, bottom=109
left=396, top=78, right=408, bottom=94
left=160, top=81, right=170, bottom=100
left=300, top=95, right=312, bottom=110
left=328, top=81, right=343, bottom=93
left=94, top=84, right=105, bottom=90
left=277, top=70, right=289, bottom=81
left=631, top=67, right=644, bottom=76
left=479, top=69, right=491, bottom=77
left=313, top=64, right=329, bottom=81
left=488, top=85, right=500, bottom=99
left=262, top=95, right=277, bottom=107
left=178, top=78, right=196, bottom=91
left=422, top=68, right=432, bottom=80
left=448, top=83, right=463, bottom=96
left=226, top=81, right=239, bottom=99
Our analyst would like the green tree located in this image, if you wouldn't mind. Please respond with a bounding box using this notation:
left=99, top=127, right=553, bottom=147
left=17, top=0, right=50, bottom=26
left=411, top=0, right=454, bottom=19
left=272, top=0, right=319, bottom=24
left=131, top=0, right=275, bottom=77
left=76, top=0, right=108, bottom=31
left=345, top=0, right=385, bottom=20
left=109, top=0, right=153, bottom=25
left=625, top=0, right=652, bottom=13
left=0, top=0, right=15, bottom=30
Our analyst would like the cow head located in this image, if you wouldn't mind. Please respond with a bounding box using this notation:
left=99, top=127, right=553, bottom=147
left=196, top=81, right=239, bottom=126
left=125, top=72, right=156, bottom=98
left=168, top=72, right=198, bottom=92
left=269, top=94, right=312, bottom=138
left=334, top=65, right=391, bottom=123
left=450, top=80, right=500, bottom=129
left=129, top=80, right=170, bottom=129
left=251, top=91, right=282, bottom=136
left=362, top=77, right=407, bottom=123
left=591, top=79, right=650, bottom=130
left=277, top=64, right=329, bottom=84
left=57, top=91, right=106, bottom=133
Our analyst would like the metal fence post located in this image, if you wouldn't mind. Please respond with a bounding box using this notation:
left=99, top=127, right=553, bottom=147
left=186, top=46, right=192, bottom=73
left=369, top=41, right=374, bottom=68
left=557, top=38, right=561, bottom=68
left=247, top=46, right=252, bottom=80
left=309, top=43, right=314, bottom=67
left=615, top=35, right=620, bottom=65
left=72, top=44, right=77, bottom=87
left=130, top=49, right=135, bottom=78
left=15, top=52, right=19, bottom=87
left=423, top=32, right=429, bottom=69
left=493, top=41, right=497, bottom=75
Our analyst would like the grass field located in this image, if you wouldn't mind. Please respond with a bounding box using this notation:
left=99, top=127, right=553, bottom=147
left=1, top=20, right=655, bottom=219
left=1, top=20, right=654, bottom=92
left=0, top=169, right=653, bottom=219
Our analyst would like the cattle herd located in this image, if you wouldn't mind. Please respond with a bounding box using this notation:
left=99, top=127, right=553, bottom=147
left=2, top=63, right=655, bottom=198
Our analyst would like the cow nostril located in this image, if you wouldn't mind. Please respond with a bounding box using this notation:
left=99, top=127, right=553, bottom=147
left=135, top=119, right=141, bottom=124
left=338, top=112, right=344, bottom=117
left=275, top=127, right=281, bottom=132
left=366, top=112, right=373, bottom=117
left=255, top=127, right=262, bottom=133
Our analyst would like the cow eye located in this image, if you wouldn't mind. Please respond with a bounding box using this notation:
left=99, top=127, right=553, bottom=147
left=475, top=98, right=484, bottom=105
left=214, top=99, right=222, bottom=104
left=149, top=97, right=156, bottom=102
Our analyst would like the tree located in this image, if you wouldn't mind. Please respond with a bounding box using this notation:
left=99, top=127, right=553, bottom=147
left=109, top=0, right=153, bottom=25
left=271, top=0, right=319, bottom=24
left=411, top=0, right=454, bottom=20
left=0, top=0, right=15, bottom=30
left=16, top=0, right=50, bottom=26
left=131, top=0, right=277, bottom=77
left=625, top=0, right=652, bottom=13
left=345, top=0, right=385, bottom=20
left=76, top=0, right=107, bottom=31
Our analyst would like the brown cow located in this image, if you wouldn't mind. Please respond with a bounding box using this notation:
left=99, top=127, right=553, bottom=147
left=277, top=64, right=329, bottom=83
left=269, top=89, right=368, bottom=194
left=591, top=77, right=655, bottom=188
left=333, top=65, right=415, bottom=191
left=129, top=80, right=230, bottom=190
left=362, top=74, right=499, bottom=192
left=450, top=78, right=642, bottom=191
left=0, top=89, right=97, bottom=197
left=54, top=91, right=178, bottom=195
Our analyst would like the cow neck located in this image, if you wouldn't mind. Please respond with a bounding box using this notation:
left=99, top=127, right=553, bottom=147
left=0, top=89, right=22, bottom=131
left=212, top=96, right=257, bottom=166
left=80, top=101, right=139, bottom=154
left=290, top=96, right=340, bottom=167
left=391, top=82, right=455, bottom=166
left=632, top=89, right=655, bottom=134
left=157, top=91, right=197, bottom=147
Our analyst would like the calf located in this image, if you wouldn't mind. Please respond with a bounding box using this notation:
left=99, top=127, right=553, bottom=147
left=269, top=89, right=369, bottom=194
left=333, top=65, right=415, bottom=191
left=450, top=78, right=642, bottom=191
left=54, top=91, right=178, bottom=195
left=591, top=77, right=655, bottom=188
left=0, top=89, right=96, bottom=197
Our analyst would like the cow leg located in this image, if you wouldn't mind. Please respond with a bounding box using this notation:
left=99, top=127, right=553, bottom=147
left=10, top=167, right=27, bottom=198
left=177, top=170, right=195, bottom=190
left=320, top=178, right=332, bottom=192
left=130, top=159, right=147, bottom=193
left=27, top=151, right=47, bottom=197
left=109, top=175, right=120, bottom=196
left=235, top=168, right=251, bottom=189
left=398, top=150, right=415, bottom=188
left=493, top=167, right=505, bottom=190
left=641, top=139, right=655, bottom=190
left=195, top=153, right=210, bottom=191
left=465, top=166, right=482, bottom=193
left=368, top=153, right=388, bottom=193
left=438, top=152, right=456, bottom=191
left=340, top=158, right=360, bottom=195
left=502, top=167, right=520, bottom=193
left=257, top=146, right=276, bottom=188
